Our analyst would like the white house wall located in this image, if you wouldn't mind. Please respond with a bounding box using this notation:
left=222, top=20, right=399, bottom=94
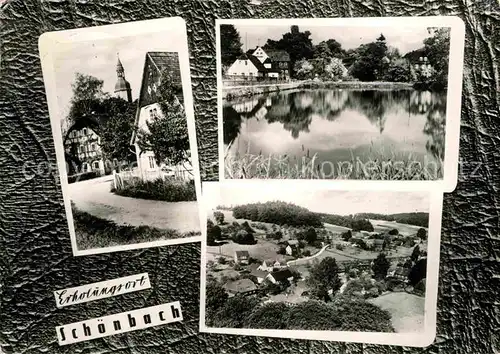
left=226, top=59, right=259, bottom=77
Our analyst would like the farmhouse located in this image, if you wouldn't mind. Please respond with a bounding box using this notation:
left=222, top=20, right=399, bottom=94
left=130, top=52, right=192, bottom=181
left=266, top=269, right=294, bottom=285
left=258, top=258, right=287, bottom=272
left=224, top=279, right=257, bottom=296
left=226, top=46, right=291, bottom=81
left=248, top=264, right=268, bottom=284
left=234, top=250, right=250, bottom=265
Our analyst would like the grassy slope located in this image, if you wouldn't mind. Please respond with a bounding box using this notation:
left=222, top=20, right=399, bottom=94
left=368, top=293, right=425, bottom=333
left=73, top=206, right=199, bottom=250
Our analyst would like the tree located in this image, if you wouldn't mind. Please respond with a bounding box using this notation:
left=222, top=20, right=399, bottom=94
left=423, top=28, right=450, bottom=89
left=305, top=227, right=318, bottom=245
left=372, top=253, right=391, bottom=280
left=136, top=70, right=190, bottom=168
left=211, top=296, right=260, bottom=328
left=349, top=35, right=389, bottom=81
left=294, top=58, right=314, bottom=79
left=341, top=230, right=352, bottom=241
left=206, top=280, right=228, bottom=314
left=220, top=24, right=243, bottom=67
left=265, top=25, right=314, bottom=77
left=408, top=258, right=427, bottom=286
left=324, top=58, right=348, bottom=81
left=388, top=229, right=399, bottom=235
left=232, top=229, right=256, bottom=245
left=245, top=302, right=289, bottom=329
left=207, top=220, right=221, bottom=246
left=98, top=97, right=137, bottom=163
left=411, top=245, right=421, bottom=263
left=213, top=211, right=225, bottom=225
left=313, top=41, right=332, bottom=59
left=286, top=300, right=341, bottom=330
left=307, top=257, right=342, bottom=298
left=325, top=39, right=345, bottom=58
left=417, top=228, right=427, bottom=240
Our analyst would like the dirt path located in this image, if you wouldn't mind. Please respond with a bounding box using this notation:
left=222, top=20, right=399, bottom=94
left=68, top=176, right=201, bottom=233
left=287, top=245, right=330, bottom=266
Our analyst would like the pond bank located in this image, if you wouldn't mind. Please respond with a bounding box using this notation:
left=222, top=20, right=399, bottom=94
left=223, top=80, right=414, bottom=100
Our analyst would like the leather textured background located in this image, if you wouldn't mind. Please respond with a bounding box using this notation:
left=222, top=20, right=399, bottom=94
left=0, top=0, right=499, bottom=353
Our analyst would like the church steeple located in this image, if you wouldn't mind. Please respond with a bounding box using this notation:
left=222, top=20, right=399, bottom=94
left=114, top=53, right=132, bottom=102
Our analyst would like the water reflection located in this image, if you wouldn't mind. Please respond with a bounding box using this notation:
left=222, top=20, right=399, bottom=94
left=223, top=88, right=447, bottom=169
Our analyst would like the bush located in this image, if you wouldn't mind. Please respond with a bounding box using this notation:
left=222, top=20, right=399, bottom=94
left=417, top=228, right=427, bottom=240
left=388, top=229, right=399, bottom=235
left=232, top=230, right=256, bottom=245
left=336, top=244, right=345, bottom=251
left=245, top=302, right=289, bottom=329
left=332, top=299, right=394, bottom=332
left=302, top=249, right=311, bottom=257
left=351, top=219, right=374, bottom=232
left=213, top=211, right=225, bottom=225
left=112, top=177, right=196, bottom=202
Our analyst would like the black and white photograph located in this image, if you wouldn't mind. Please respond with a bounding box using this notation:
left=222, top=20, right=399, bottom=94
left=217, top=17, right=464, bottom=190
left=40, top=18, right=202, bottom=255
left=200, top=181, right=442, bottom=346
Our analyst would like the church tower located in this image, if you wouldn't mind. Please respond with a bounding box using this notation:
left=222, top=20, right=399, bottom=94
left=114, top=54, right=132, bottom=102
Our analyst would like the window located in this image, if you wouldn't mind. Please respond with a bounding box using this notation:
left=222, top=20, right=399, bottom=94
left=148, top=156, right=155, bottom=169
left=149, top=109, right=154, bottom=118
left=245, top=61, right=247, bottom=66
left=77, top=146, right=81, bottom=153
left=83, top=128, right=87, bottom=136
left=91, top=143, right=96, bottom=152
left=93, top=161, right=100, bottom=169
left=153, top=108, right=158, bottom=117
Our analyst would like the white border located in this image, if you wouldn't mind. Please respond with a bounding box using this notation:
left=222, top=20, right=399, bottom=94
left=199, top=180, right=443, bottom=347
left=216, top=16, right=465, bottom=193
left=39, top=17, right=204, bottom=256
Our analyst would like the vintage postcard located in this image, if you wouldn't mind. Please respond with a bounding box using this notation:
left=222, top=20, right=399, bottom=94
left=39, top=18, right=203, bottom=256
left=199, top=181, right=443, bottom=347
left=217, top=16, right=465, bottom=192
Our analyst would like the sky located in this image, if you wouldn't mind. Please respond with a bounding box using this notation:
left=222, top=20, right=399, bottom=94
left=204, top=183, right=429, bottom=216
left=233, top=24, right=432, bottom=55
left=50, top=29, right=185, bottom=124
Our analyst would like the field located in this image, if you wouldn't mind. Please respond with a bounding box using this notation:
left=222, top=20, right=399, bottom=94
left=207, top=240, right=280, bottom=261
left=370, top=219, right=426, bottom=236
left=324, top=222, right=352, bottom=233
left=368, top=292, right=425, bottom=333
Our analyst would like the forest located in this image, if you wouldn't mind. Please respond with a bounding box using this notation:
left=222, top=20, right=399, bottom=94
left=355, top=213, right=429, bottom=228
left=231, top=201, right=323, bottom=227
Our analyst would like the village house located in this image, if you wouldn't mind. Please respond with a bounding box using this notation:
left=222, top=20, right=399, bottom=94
left=373, top=239, right=385, bottom=252
left=248, top=264, right=268, bottom=284
left=388, top=262, right=412, bottom=281
left=234, top=250, right=250, bottom=265
left=130, top=52, right=192, bottom=181
left=258, top=258, right=287, bottom=272
left=266, top=269, right=294, bottom=285
left=225, top=46, right=291, bottom=81
left=223, top=278, right=257, bottom=297
left=285, top=239, right=299, bottom=256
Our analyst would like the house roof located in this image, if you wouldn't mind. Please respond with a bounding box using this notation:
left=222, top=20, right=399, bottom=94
left=265, top=49, right=290, bottom=62
left=130, top=52, right=183, bottom=144
left=224, top=279, right=257, bottom=293
left=235, top=250, right=250, bottom=258
left=287, top=240, right=299, bottom=246
left=264, top=258, right=287, bottom=265
left=374, top=239, right=385, bottom=245
left=251, top=268, right=268, bottom=279
left=269, top=269, right=293, bottom=282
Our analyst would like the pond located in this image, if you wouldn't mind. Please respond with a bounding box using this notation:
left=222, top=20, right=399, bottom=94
left=223, top=89, right=446, bottom=179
